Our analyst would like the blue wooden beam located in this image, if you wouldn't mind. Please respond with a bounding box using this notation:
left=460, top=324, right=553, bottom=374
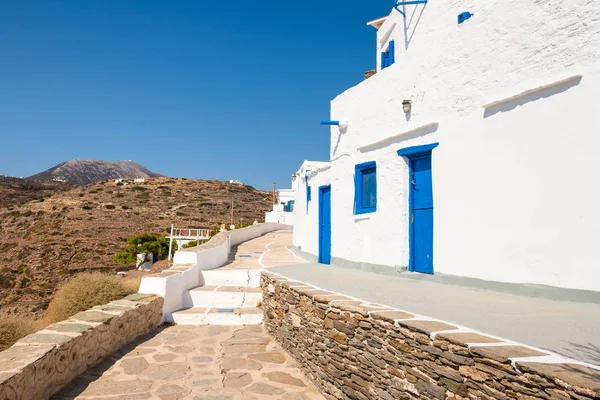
left=394, top=0, right=428, bottom=16
left=320, top=120, right=340, bottom=126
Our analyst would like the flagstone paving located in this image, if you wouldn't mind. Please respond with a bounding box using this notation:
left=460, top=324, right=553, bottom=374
left=54, top=325, right=325, bottom=400
left=221, top=230, right=304, bottom=270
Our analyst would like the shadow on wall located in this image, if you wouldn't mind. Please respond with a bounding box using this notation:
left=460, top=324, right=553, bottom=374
left=483, top=76, right=582, bottom=118
left=403, top=3, right=427, bottom=50
left=358, top=122, right=439, bottom=153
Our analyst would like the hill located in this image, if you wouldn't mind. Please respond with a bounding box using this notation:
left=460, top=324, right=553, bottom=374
left=0, top=178, right=272, bottom=316
left=27, top=159, right=165, bottom=185
left=0, top=176, right=73, bottom=209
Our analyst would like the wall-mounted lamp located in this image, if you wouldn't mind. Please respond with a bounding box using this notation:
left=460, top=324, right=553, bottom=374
left=291, top=173, right=299, bottom=182
left=402, top=100, right=412, bottom=114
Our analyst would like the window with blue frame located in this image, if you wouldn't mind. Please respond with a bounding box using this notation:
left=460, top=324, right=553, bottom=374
left=381, top=40, right=395, bottom=69
left=355, top=162, right=377, bottom=214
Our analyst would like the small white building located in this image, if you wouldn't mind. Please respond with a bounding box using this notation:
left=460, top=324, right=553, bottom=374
left=265, top=180, right=298, bottom=226
left=133, top=178, right=146, bottom=184
left=292, top=0, right=600, bottom=292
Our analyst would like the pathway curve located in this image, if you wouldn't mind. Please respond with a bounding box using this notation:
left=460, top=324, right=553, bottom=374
left=55, top=230, right=318, bottom=400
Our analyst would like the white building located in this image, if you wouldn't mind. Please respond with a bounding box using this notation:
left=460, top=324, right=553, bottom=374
left=292, top=0, right=600, bottom=292
left=265, top=182, right=297, bottom=225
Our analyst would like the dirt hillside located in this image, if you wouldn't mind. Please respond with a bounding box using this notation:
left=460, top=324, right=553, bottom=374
left=0, top=177, right=272, bottom=316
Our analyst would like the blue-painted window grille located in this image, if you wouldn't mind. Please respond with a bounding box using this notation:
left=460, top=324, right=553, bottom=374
left=381, top=40, right=395, bottom=69
left=354, top=162, right=377, bottom=214
left=284, top=200, right=295, bottom=212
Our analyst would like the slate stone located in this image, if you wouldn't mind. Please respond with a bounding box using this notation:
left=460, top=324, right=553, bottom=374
left=221, top=357, right=263, bottom=371
left=121, top=357, right=150, bottom=374
left=82, top=379, right=153, bottom=395
left=71, top=311, right=114, bottom=323
left=470, top=346, right=548, bottom=363
left=246, top=382, right=286, bottom=395
left=262, top=372, right=307, bottom=387
left=438, top=332, right=503, bottom=346
left=370, top=311, right=414, bottom=323
left=18, top=333, right=73, bottom=346
left=398, top=320, right=458, bottom=335
left=45, top=322, right=94, bottom=334
left=248, top=352, right=286, bottom=364
left=223, top=372, right=252, bottom=388
left=517, top=362, right=600, bottom=393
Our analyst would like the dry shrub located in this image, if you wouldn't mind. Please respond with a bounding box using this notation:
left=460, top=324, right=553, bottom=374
left=44, top=272, right=137, bottom=325
left=123, top=276, right=142, bottom=293
left=0, top=313, right=41, bottom=351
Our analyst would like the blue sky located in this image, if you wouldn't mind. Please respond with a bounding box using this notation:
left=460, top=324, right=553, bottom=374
left=0, top=1, right=390, bottom=190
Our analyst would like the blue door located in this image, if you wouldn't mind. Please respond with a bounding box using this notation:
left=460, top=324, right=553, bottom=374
left=410, top=155, right=434, bottom=274
left=319, top=186, right=331, bottom=264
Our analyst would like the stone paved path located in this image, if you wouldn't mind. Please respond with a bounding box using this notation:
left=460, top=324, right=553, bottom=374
left=54, top=325, right=325, bottom=400
left=222, top=230, right=304, bottom=270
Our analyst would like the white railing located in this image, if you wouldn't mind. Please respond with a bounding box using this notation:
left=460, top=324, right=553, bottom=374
left=171, top=228, right=211, bottom=239
left=167, top=225, right=212, bottom=261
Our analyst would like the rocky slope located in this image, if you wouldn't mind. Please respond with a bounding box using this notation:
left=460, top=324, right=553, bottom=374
left=28, top=159, right=164, bottom=185
left=0, top=176, right=73, bottom=209
left=0, top=178, right=272, bottom=316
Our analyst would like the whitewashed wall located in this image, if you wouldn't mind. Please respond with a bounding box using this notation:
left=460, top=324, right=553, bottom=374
left=293, top=162, right=331, bottom=257
left=294, top=0, right=600, bottom=291
left=278, top=189, right=296, bottom=205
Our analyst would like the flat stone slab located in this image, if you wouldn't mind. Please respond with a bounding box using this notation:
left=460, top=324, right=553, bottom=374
left=371, top=310, right=414, bottom=323
left=17, top=333, right=73, bottom=346
left=398, top=320, right=459, bottom=335
left=516, top=362, right=600, bottom=394
left=221, top=357, right=263, bottom=371
left=248, top=352, right=286, bottom=364
left=437, top=332, right=503, bottom=346
left=470, top=345, right=548, bottom=363
left=45, top=322, right=95, bottom=334
left=71, top=310, right=115, bottom=323
left=263, top=372, right=307, bottom=387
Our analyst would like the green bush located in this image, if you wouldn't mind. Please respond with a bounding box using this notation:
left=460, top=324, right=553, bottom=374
left=131, top=186, right=147, bottom=191
left=104, top=204, right=116, bottom=210
left=43, top=272, right=137, bottom=325
left=114, top=234, right=172, bottom=264
left=182, top=240, right=207, bottom=249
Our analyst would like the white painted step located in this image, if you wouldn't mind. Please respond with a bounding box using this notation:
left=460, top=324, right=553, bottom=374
left=185, top=285, right=262, bottom=308
left=172, top=307, right=263, bottom=326
left=200, top=269, right=261, bottom=287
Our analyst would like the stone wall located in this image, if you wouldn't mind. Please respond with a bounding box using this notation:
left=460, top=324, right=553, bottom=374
left=0, top=293, right=163, bottom=400
left=261, top=272, right=600, bottom=399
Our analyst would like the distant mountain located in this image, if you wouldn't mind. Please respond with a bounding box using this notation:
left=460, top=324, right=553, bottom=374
left=27, top=159, right=165, bottom=185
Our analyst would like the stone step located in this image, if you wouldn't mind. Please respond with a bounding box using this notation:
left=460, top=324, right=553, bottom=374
left=185, top=285, right=263, bottom=308
left=172, top=307, right=263, bottom=326
left=200, top=269, right=261, bottom=287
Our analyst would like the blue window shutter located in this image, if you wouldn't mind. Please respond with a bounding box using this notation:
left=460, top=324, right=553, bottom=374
left=353, top=173, right=357, bottom=215
left=381, top=51, right=387, bottom=69
left=389, top=40, right=395, bottom=65
left=354, top=161, right=377, bottom=215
